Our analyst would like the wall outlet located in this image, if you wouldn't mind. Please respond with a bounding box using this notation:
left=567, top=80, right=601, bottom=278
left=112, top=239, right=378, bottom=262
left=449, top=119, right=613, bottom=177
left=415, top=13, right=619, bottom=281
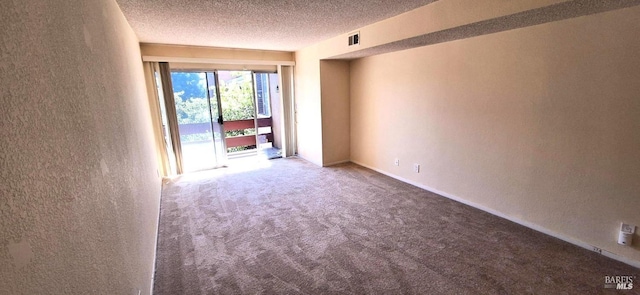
left=621, top=223, right=635, bottom=234
left=618, top=223, right=635, bottom=246
left=592, top=246, right=602, bottom=254
left=413, top=163, right=420, bottom=173
left=394, top=158, right=399, bottom=166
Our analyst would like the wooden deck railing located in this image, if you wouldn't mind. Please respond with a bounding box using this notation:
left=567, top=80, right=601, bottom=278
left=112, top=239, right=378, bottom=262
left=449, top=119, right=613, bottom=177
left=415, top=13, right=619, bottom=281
left=224, top=118, right=273, bottom=149
left=177, top=118, right=273, bottom=149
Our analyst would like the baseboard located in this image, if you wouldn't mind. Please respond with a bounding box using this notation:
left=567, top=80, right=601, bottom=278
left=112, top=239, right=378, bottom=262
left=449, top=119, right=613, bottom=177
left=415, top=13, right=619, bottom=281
left=296, top=154, right=323, bottom=167
left=350, top=160, right=640, bottom=269
left=323, top=159, right=351, bottom=167
left=149, top=183, right=163, bottom=295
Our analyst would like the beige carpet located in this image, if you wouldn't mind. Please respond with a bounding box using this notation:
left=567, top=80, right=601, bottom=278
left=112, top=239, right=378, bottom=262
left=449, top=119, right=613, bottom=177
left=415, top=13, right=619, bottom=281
left=153, top=157, right=638, bottom=294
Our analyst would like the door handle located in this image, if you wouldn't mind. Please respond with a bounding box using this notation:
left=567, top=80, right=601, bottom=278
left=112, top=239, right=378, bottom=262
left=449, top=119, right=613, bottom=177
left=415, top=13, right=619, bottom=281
left=218, top=116, right=224, bottom=125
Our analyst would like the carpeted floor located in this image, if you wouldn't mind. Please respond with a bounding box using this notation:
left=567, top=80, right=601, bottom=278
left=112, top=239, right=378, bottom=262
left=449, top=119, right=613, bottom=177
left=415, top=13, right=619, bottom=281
left=153, top=157, right=638, bottom=294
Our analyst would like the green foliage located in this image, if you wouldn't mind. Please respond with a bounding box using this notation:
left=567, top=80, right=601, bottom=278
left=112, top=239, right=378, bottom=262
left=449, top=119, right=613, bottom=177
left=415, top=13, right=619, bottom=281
left=172, top=71, right=255, bottom=124
left=219, top=73, right=255, bottom=121
left=174, top=95, right=210, bottom=124
left=171, top=71, right=258, bottom=152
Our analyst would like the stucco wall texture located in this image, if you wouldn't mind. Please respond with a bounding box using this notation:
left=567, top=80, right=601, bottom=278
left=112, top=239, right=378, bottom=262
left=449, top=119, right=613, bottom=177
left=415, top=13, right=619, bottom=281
left=0, top=1, right=161, bottom=294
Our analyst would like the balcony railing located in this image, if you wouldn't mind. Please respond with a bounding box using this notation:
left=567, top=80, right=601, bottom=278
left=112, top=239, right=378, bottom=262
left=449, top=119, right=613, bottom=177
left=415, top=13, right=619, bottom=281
left=177, top=118, right=273, bottom=150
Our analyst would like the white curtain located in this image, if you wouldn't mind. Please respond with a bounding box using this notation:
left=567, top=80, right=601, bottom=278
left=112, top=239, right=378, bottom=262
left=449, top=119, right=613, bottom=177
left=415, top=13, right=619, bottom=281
left=279, top=65, right=297, bottom=157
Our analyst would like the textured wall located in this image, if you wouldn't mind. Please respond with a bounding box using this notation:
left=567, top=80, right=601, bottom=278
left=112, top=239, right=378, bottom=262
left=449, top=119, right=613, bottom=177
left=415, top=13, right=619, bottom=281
left=350, top=6, right=640, bottom=264
left=0, top=1, right=161, bottom=294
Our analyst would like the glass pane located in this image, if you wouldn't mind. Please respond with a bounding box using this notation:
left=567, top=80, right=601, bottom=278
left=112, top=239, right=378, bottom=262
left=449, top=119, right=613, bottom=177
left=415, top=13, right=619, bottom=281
left=218, top=71, right=256, bottom=153
left=207, top=72, right=226, bottom=165
left=255, top=73, right=271, bottom=118
left=171, top=71, right=216, bottom=172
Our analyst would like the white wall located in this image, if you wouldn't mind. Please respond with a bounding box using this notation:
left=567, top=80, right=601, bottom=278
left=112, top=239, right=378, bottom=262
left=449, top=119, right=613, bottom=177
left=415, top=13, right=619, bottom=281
left=350, top=6, right=640, bottom=264
left=295, top=0, right=576, bottom=168
left=295, top=45, right=324, bottom=165
left=320, top=60, right=351, bottom=165
left=140, top=43, right=294, bottom=62
left=270, top=73, right=283, bottom=149
left=0, top=0, right=161, bottom=293
left=304, top=0, right=570, bottom=60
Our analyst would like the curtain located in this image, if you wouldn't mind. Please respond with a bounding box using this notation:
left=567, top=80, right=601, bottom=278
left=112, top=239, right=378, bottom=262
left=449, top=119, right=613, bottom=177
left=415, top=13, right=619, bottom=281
left=158, top=62, right=184, bottom=174
left=280, top=65, right=297, bottom=157
left=142, top=62, right=172, bottom=176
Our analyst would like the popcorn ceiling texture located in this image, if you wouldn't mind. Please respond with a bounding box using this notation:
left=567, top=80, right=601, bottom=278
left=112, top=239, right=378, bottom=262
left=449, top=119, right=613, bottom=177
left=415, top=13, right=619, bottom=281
left=0, top=0, right=161, bottom=294
left=333, top=0, right=640, bottom=59
left=115, top=0, right=437, bottom=51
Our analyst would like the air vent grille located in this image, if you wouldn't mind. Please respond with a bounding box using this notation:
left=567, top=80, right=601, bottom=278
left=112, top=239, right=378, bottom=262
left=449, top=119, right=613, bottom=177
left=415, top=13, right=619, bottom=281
left=348, top=32, right=360, bottom=46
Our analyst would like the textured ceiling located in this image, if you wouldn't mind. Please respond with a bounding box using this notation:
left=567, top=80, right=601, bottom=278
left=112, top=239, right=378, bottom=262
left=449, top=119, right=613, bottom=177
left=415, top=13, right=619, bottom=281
left=332, top=0, right=640, bottom=59
left=116, top=0, right=437, bottom=51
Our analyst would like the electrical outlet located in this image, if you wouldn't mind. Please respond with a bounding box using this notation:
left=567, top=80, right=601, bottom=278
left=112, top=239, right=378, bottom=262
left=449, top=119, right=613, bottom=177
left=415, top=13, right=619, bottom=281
left=621, top=223, right=635, bottom=234
left=618, top=223, right=635, bottom=246
left=413, top=163, right=420, bottom=173
left=394, top=158, right=399, bottom=166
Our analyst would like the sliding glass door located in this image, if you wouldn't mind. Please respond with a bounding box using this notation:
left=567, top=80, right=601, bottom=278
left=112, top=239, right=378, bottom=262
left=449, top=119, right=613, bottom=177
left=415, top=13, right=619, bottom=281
left=217, top=71, right=258, bottom=155
left=215, top=71, right=278, bottom=156
left=254, top=73, right=277, bottom=151
left=161, top=69, right=282, bottom=172
left=170, top=71, right=226, bottom=172
left=207, top=72, right=227, bottom=166
left=150, top=61, right=297, bottom=175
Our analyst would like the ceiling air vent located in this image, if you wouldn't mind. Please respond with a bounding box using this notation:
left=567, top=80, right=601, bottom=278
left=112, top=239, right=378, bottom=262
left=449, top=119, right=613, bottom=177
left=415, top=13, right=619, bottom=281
left=348, top=32, right=360, bottom=46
